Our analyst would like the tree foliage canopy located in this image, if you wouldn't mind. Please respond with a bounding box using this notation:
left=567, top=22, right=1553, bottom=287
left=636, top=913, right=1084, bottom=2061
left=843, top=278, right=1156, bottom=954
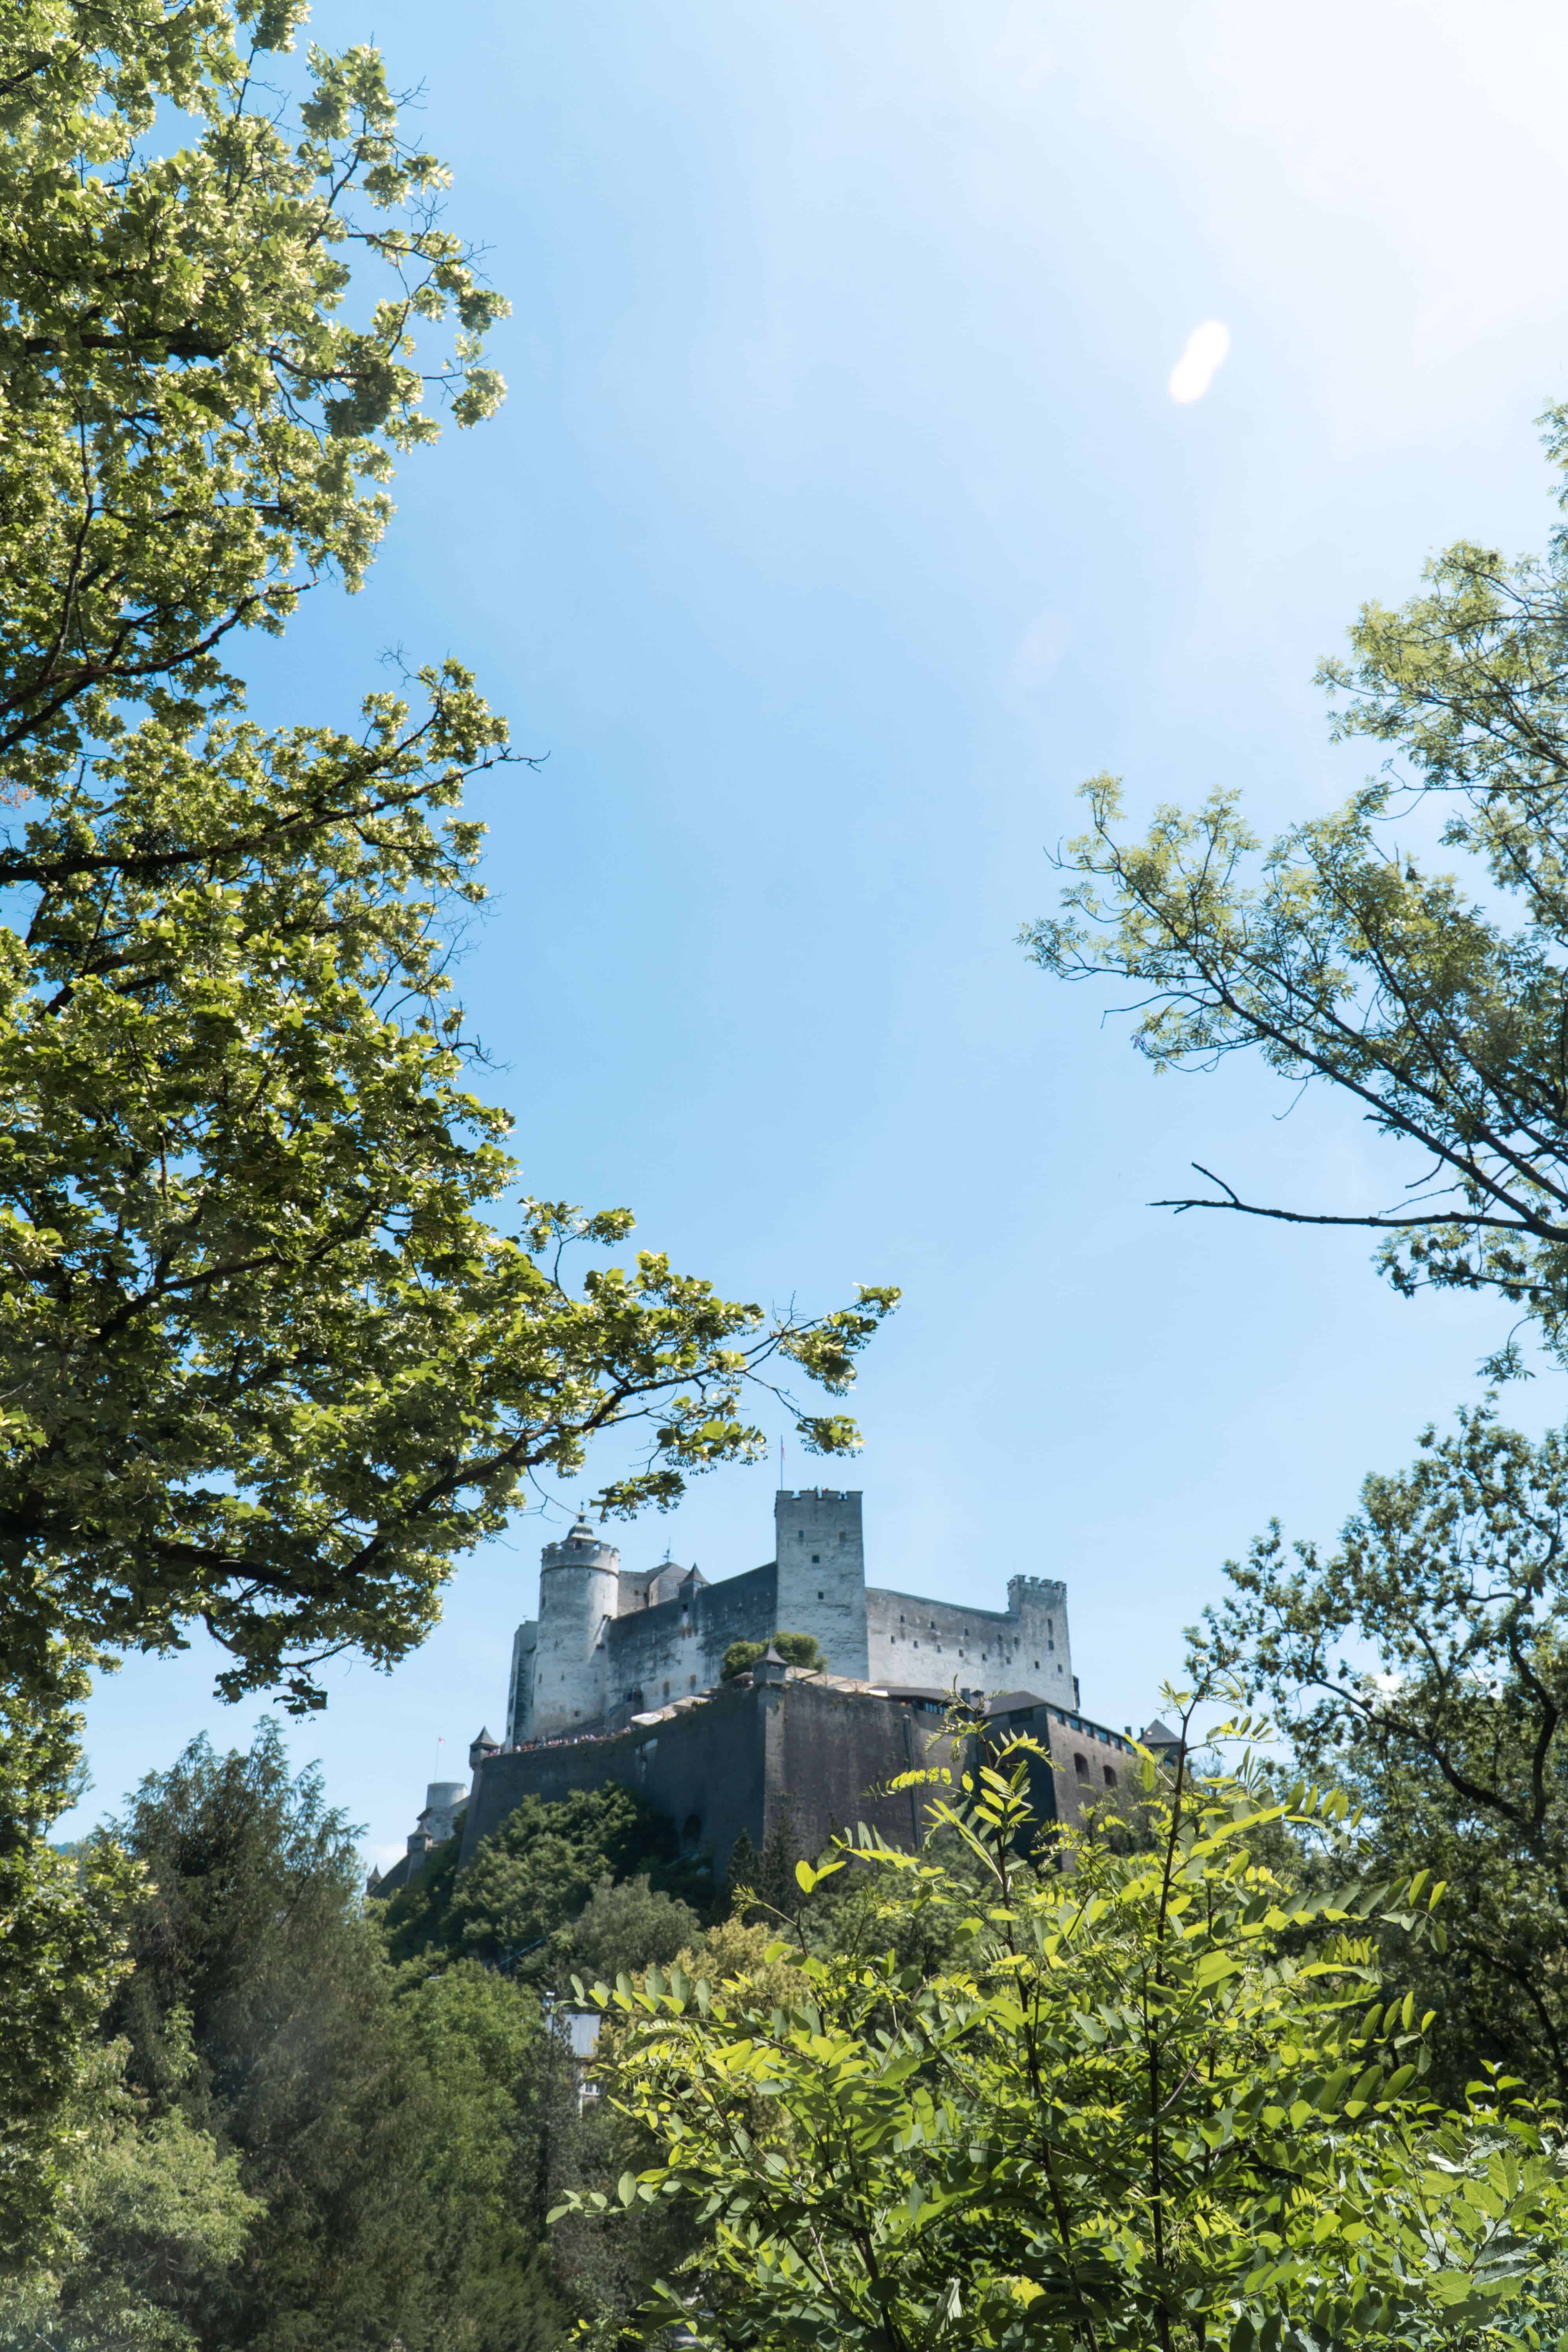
left=0, top=1642, right=136, bottom=2273
left=720, top=1630, right=826, bottom=1681
left=568, top=1722, right=1567, bottom=2352
left=0, top=2031, right=261, bottom=2352
left=382, top=1780, right=710, bottom=1975
left=0, top=0, right=895, bottom=1717
left=1025, top=412, right=1568, bottom=1362
left=1197, top=1399, right=1568, bottom=2106
left=86, top=1724, right=564, bottom=2351
left=0, top=0, right=505, bottom=794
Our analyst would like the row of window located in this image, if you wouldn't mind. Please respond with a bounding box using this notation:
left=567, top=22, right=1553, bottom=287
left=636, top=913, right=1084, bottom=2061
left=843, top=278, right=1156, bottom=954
left=889, top=1635, right=1050, bottom=1670
left=1051, top=1710, right=1128, bottom=1753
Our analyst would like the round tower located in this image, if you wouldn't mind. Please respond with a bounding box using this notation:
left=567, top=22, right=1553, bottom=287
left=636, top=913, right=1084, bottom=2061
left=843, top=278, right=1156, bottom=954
left=419, top=1781, right=468, bottom=1842
left=531, top=1513, right=620, bottom=1737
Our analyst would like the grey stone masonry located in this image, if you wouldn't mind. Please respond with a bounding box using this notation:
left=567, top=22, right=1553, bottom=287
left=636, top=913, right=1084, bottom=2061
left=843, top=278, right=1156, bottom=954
left=525, top=1516, right=621, bottom=1739
left=505, top=1488, right=1077, bottom=1746
left=864, top=1573, right=1074, bottom=1708
left=467, top=1672, right=966, bottom=1887
left=773, top=1489, right=870, bottom=1680
left=460, top=1678, right=1142, bottom=1891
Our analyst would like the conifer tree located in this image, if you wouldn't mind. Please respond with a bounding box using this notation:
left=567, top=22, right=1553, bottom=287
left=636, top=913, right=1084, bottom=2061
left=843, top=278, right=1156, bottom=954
left=96, top=1725, right=562, bottom=2351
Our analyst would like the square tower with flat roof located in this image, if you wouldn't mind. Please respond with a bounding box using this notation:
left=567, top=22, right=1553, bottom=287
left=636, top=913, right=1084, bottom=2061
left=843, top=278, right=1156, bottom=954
left=773, top=1488, right=870, bottom=1679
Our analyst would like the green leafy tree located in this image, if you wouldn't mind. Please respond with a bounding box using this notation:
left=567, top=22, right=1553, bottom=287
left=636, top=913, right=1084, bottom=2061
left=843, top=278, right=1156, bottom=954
left=720, top=1632, right=827, bottom=1681
left=96, top=1724, right=557, bottom=2351
left=0, top=0, right=505, bottom=796
left=436, top=1784, right=707, bottom=1973
left=0, top=0, right=891, bottom=2253
left=377, top=1778, right=710, bottom=1971
left=1024, top=402, right=1568, bottom=1362
left=0, top=0, right=895, bottom=1723
left=546, top=1874, right=703, bottom=1989
left=0, top=2032, right=260, bottom=2352
left=373, top=1814, right=466, bottom=1963
left=0, top=1641, right=135, bottom=2274
left=0, top=0, right=890, bottom=2243
left=1196, top=1398, right=1568, bottom=2105
left=392, top=1961, right=570, bottom=2352
left=566, top=1710, right=1566, bottom=2352
left=722, top=1803, right=803, bottom=1925
left=4, top=650, right=893, bottom=1714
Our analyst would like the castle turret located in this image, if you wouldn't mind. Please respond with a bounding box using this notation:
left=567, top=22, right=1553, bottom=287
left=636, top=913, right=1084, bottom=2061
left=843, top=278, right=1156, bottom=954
left=1005, top=1573, right=1073, bottom=1701
left=530, top=1514, right=620, bottom=1737
left=401, top=1778, right=468, bottom=1880
left=774, top=1490, right=870, bottom=1679
left=418, top=1780, right=468, bottom=1844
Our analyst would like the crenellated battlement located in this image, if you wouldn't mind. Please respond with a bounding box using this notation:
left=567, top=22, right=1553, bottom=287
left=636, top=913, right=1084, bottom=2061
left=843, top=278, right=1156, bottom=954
left=774, top=1488, right=867, bottom=1680
left=1007, top=1573, right=1067, bottom=1607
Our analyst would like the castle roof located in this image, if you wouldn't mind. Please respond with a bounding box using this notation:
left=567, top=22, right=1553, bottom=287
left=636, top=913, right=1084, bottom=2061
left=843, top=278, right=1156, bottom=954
left=541, top=1512, right=619, bottom=1569
left=619, top=1560, right=678, bottom=1588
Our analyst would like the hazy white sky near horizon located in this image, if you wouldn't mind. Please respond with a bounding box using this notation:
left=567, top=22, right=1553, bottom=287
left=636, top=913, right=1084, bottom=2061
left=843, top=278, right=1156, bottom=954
left=61, top=0, right=1568, bottom=1867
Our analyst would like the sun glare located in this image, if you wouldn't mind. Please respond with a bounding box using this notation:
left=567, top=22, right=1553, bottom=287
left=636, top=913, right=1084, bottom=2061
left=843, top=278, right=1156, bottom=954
left=1168, top=319, right=1231, bottom=404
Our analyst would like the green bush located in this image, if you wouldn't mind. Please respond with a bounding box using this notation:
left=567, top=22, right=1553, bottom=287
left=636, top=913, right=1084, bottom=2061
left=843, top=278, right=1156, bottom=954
left=568, top=1706, right=1568, bottom=2350
left=719, top=1631, right=826, bottom=1681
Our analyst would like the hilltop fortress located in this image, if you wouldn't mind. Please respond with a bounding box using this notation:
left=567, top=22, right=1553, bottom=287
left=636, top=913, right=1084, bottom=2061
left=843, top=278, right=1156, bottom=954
left=509, top=1488, right=1075, bottom=1742
left=375, top=1488, right=1142, bottom=1897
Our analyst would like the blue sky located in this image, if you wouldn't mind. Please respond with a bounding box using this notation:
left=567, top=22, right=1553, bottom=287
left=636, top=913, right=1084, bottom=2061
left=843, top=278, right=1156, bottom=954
left=63, top=0, right=1568, bottom=1867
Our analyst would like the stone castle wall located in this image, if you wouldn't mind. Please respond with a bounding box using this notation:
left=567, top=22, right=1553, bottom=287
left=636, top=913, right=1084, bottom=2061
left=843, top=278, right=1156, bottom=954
left=507, top=1488, right=1080, bottom=1744
left=523, top=1519, right=620, bottom=1739
left=602, top=1561, right=780, bottom=1712
left=462, top=1672, right=1141, bottom=1889
left=864, top=1573, right=1074, bottom=1706
left=374, top=1487, right=1155, bottom=1905
left=465, top=1674, right=943, bottom=1884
